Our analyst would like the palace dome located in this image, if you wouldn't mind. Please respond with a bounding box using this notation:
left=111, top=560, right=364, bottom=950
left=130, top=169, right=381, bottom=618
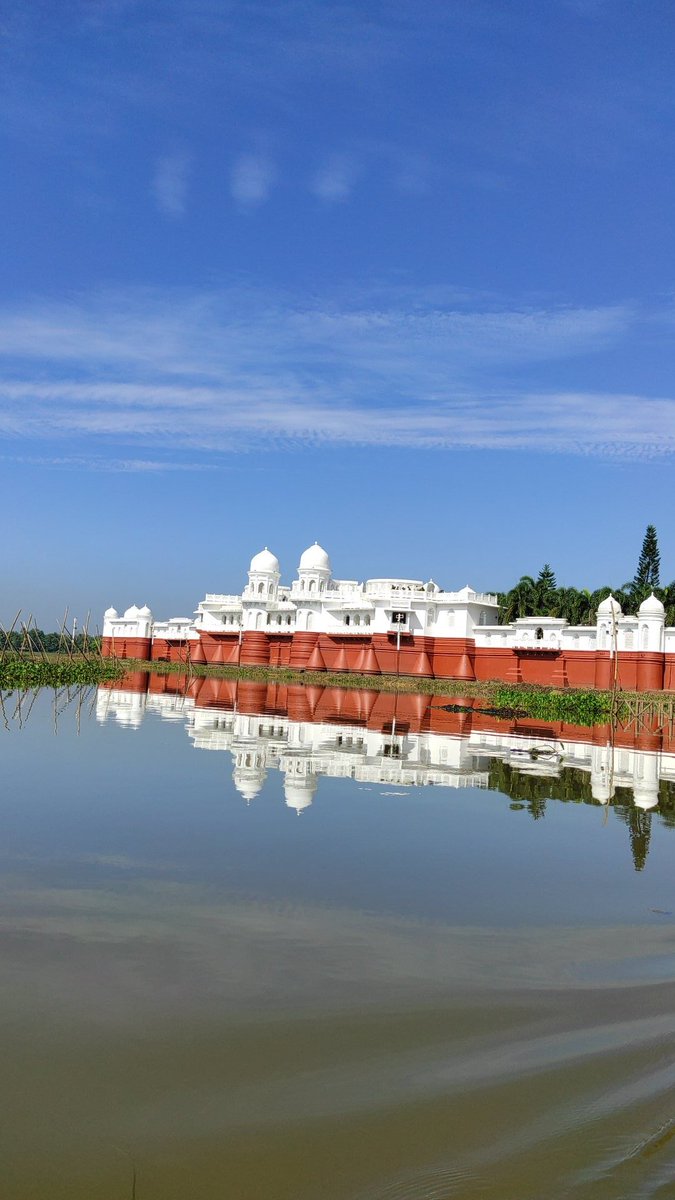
left=284, top=779, right=316, bottom=812
left=249, top=547, right=279, bottom=574
left=123, top=604, right=140, bottom=618
left=104, top=606, right=118, bottom=619
left=638, top=592, right=665, bottom=616
left=138, top=604, right=153, bottom=617
left=597, top=594, right=622, bottom=616
left=232, top=764, right=267, bottom=802
left=299, top=542, right=331, bottom=572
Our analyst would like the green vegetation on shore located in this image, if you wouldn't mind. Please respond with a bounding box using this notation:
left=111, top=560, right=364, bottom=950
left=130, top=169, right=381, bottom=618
left=0, top=655, right=123, bottom=690
left=123, top=656, right=473, bottom=695
left=121, top=656, right=675, bottom=726
left=492, top=684, right=613, bottom=725
left=0, top=645, right=672, bottom=727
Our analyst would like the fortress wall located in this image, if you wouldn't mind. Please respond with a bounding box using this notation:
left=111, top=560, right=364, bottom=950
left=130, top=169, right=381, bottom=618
left=101, top=628, right=675, bottom=692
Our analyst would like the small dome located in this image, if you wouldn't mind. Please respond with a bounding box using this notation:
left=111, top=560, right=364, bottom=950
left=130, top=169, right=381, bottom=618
left=104, top=606, right=118, bottom=619
left=123, top=604, right=140, bottom=618
left=138, top=604, right=153, bottom=617
left=283, top=771, right=317, bottom=812
left=284, top=783, right=315, bottom=813
left=597, top=594, right=622, bottom=616
left=633, top=783, right=659, bottom=810
left=232, top=767, right=267, bottom=802
left=591, top=780, right=613, bottom=805
left=249, top=547, right=279, bottom=574
left=639, top=592, right=665, bottom=616
left=299, top=542, right=331, bottom=572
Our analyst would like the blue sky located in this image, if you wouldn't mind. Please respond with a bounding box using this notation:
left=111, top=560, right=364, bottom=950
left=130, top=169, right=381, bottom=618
left=2, top=0, right=675, bottom=625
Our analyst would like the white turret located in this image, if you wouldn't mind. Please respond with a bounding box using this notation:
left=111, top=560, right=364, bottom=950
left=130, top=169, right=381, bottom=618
left=596, top=594, right=622, bottom=652
left=590, top=744, right=614, bottom=804
left=597, top=593, right=622, bottom=617
left=296, top=542, right=331, bottom=597
left=284, top=776, right=317, bottom=813
left=633, top=750, right=660, bottom=810
left=122, top=603, right=153, bottom=638
left=246, top=548, right=280, bottom=600
left=637, top=593, right=665, bottom=653
left=102, top=607, right=118, bottom=637
left=232, top=749, right=267, bottom=803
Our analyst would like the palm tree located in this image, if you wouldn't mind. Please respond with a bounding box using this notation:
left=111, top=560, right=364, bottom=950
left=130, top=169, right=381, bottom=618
left=511, top=575, right=537, bottom=618
left=660, top=580, right=675, bottom=626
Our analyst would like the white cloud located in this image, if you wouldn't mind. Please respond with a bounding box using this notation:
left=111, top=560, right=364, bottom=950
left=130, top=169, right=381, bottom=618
left=0, top=454, right=217, bottom=473
left=152, top=152, right=190, bottom=218
left=0, top=287, right=670, bottom=463
left=310, top=154, right=359, bottom=202
left=230, top=154, right=276, bottom=206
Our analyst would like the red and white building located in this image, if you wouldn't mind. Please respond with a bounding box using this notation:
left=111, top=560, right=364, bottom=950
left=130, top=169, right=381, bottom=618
left=101, top=543, right=675, bottom=691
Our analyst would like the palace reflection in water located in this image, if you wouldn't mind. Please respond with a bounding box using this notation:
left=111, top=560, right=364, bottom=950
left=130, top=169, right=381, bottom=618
left=96, top=673, right=675, bottom=870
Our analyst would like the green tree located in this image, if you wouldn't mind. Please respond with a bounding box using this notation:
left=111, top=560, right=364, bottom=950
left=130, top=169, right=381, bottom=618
left=537, top=563, right=557, bottom=593
left=628, top=806, right=652, bottom=873
left=535, top=564, right=557, bottom=612
left=632, top=524, right=661, bottom=595
left=661, top=580, right=675, bottom=626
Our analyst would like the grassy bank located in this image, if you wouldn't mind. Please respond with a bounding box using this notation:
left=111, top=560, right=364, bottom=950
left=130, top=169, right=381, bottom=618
left=492, top=684, right=613, bottom=725
left=121, top=656, right=491, bottom=696
left=8, top=649, right=666, bottom=727
left=117, top=656, right=675, bottom=726
left=0, top=654, right=124, bottom=690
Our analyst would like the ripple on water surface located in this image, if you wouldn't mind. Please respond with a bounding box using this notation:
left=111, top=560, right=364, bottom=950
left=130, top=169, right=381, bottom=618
left=1, top=684, right=675, bottom=1199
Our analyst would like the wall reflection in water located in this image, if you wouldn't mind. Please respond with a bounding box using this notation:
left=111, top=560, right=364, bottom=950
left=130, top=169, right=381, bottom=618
left=97, top=674, right=675, bottom=864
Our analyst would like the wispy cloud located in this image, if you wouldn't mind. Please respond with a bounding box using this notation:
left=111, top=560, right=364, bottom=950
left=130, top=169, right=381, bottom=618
left=0, top=287, right=671, bottom=463
left=152, top=152, right=191, bottom=218
left=0, top=454, right=217, bottom=473
left=230, top=154, right=276, bottom=206
left=310, top=154, right=359, bottom=202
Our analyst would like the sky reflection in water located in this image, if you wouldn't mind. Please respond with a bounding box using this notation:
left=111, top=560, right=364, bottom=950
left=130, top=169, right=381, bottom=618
left=1, top=677, right=675, bottom=1200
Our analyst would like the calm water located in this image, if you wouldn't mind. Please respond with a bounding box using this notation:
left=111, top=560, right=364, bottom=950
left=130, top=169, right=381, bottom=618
left=2, top=677, right=675, bottom=1199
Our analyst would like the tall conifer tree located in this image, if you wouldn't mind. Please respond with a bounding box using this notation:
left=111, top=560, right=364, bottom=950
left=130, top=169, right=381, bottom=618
left=536, top=564, right=557, bottom=593
left=633, top=525, right=661, bottom=592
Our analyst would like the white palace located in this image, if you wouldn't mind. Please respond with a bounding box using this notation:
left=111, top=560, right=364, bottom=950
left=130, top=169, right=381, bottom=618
left=102, top=542, right=675, bottom=691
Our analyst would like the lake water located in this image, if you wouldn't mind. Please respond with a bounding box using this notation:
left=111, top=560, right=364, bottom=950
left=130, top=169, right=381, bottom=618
left=2, top=674, right=675, bottom=1200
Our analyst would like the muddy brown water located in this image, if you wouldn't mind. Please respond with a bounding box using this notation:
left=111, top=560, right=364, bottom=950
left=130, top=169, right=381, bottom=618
left=2, top=681, right=675, bottom=1199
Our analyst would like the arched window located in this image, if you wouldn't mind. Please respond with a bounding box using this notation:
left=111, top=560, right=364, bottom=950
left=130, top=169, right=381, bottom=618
left=307, top=613, right=313, bottom=631
left=309, top=579, right=316, bottom=593
left=300, top=579, right=305, bottom=592
left=364, top=615, right=371, bottom=626
left=257, top=581, right=264, bottom=594
left=255, top=612, right=263, bottom=630
left=287, top=616, right=292, bottom=626
left=599, top=626, right=607, bottom=650
left=345, top=614, right=351, bottom=626
left=319, top=580, right=325, bottom=592
left=353, top=614, right=360, bottom=626
left=479, top=611, right=488, bottom=626
left=641, top=624, right=649, bottom=651
left=266, top=612, right=271, bottom=625
left=535, top=627, right=544, bottom=641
